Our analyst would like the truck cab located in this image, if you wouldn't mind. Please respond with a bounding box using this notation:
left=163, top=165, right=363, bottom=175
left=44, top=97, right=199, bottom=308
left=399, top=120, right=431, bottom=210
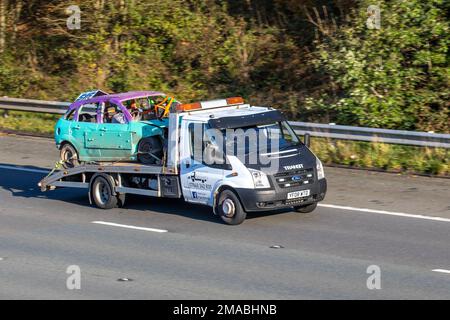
left=175, top=97, right=327, bottom=224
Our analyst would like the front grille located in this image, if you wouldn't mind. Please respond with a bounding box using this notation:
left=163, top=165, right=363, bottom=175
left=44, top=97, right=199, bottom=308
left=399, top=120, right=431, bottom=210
left=274, top=168, right=314, bottom=188
left=286, top=196, right=314, bottom=205
left=256, top=195, right=316, bottom=208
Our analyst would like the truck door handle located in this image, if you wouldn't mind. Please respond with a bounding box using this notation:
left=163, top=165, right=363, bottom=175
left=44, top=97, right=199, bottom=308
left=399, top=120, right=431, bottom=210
left=99, top=128, right=107, bottom=131
left=73, top=125, right=80, bottom=130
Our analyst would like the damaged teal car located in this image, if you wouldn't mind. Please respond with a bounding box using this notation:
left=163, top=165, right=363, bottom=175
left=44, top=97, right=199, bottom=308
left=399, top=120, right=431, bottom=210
left=54, top=90, right=179, bottom=168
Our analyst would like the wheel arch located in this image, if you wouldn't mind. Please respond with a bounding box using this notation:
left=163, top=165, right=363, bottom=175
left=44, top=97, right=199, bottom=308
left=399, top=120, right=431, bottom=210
left=59, top=139, right=75, bottom=150
left=211, top=184, right=245, bottom=215
left=138, top=132, right=164, bottom=147
left=59, top=140, right=82, bottom=158
left=136, top=135, right=164, bottom=164
left=88, top=173, right=118, bottom=205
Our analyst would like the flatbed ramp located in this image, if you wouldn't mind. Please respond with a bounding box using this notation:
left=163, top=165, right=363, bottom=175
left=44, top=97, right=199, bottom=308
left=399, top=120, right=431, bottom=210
left=38, top=161, right=180, bottom=201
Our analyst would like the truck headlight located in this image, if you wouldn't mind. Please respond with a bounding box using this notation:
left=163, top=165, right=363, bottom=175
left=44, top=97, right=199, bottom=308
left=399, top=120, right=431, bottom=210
left=316, top=158, right=325, bottom=180
left=249, top=169, right=270, bottom=189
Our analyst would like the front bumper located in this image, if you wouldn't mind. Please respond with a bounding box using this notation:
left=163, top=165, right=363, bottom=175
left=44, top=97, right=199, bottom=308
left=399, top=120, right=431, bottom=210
left=235, top=178, right=327, bottom=212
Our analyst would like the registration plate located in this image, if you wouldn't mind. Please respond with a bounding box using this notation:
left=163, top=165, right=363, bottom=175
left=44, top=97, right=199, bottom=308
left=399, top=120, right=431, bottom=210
left=287, top=189, right=310, bottom=199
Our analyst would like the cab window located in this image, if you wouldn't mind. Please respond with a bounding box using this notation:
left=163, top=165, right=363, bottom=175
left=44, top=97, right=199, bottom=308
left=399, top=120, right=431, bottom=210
left=188, top=122, right=230, bottom=169
left=189, top=123, right=203, bottom=160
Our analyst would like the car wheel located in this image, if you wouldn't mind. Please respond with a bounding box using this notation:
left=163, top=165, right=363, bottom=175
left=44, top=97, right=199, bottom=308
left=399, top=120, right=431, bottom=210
left=60, top=143, right=79, bottom=169
left=217, top=189, right=247, bottom=225
left=91, top=175, right=118, bottom=209
left=293, top=202, right=317, bottom=213
left=137, top=137, right=163, bottom=165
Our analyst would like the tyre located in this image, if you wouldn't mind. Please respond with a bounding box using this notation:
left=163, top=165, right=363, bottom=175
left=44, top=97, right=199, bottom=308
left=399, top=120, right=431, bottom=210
left=91, top=175, right=118, bottom=209
left=60, top=143, right=79, bottom=169
left=137, top=137, right=163, bottom=165
left=217, top=189, right=247, bottom=225
left=293, top=202, right=317, bottom=213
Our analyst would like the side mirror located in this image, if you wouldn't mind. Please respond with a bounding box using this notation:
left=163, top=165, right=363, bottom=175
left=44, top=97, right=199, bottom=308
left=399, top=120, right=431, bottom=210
left=304, top=133, right=311, bottom=148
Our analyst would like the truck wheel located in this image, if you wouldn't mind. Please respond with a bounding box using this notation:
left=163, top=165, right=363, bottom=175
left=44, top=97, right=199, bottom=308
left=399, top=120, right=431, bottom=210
left=293, top=202, right=317, bottom=213
left=138, top=137, right=162, bottom=165
left=91, top=176, right=118, bottom=209
left=60, top=143, right=79, bottom=169
left=217, top=190, right=247, bottom=225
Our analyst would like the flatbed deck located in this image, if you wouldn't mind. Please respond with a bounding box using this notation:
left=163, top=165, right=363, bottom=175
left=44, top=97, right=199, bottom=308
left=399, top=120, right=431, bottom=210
left=38, top=161, right=175, bottom=192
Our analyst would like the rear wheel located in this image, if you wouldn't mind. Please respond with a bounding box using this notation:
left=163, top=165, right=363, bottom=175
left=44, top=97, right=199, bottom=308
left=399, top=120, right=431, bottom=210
left=217, top=190, right=247, bottom=225
left=293, top=202, right=317, bottom=213
left=137, top=137, right=163, bottom=165
left=60, top=143, right=79, bottom=169
left=91, top=176, right=118, bottom=209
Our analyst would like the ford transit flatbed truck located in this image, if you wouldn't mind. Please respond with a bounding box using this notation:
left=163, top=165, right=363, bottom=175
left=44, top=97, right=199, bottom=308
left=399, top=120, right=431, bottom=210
left=39, top=97, right=327, bottom=225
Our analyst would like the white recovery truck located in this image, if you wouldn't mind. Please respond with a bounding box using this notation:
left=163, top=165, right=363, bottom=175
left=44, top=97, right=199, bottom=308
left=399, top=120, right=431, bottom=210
left=39, top=97, right=327, bottom=225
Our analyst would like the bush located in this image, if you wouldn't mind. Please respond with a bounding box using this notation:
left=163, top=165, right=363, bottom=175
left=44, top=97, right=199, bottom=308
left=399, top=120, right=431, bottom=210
left=310, top=0, right=449, bottom=132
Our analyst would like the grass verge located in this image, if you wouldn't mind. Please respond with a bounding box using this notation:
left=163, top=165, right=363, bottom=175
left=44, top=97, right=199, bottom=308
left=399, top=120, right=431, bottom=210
left=310, top=137, right=448, bottom=176
left=0, top=110, right=58, bottom=135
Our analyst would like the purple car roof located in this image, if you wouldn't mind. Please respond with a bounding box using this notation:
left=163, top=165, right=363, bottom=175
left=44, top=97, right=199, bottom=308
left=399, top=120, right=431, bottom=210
left=69, top=91, right=166, bottom=110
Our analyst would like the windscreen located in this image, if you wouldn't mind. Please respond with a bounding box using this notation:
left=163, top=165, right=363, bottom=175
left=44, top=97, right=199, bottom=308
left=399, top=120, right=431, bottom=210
left=221, top=121, right=301, bottom=156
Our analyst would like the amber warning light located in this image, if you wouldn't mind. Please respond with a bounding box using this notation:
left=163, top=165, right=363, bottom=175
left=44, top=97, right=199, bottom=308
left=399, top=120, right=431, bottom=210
left=176, top=97, right=245, bottom=112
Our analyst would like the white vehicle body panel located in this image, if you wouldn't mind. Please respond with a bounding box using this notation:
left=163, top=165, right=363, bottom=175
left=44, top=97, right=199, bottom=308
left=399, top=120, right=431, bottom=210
left=179, top=119, right=224, bottom=205
left=177, top=106, right=265, bottom=207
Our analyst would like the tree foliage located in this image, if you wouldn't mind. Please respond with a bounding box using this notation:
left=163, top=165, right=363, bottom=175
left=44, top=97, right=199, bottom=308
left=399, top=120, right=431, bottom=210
left=0, top=0, right=448, bottom=132
left=309, top=0, right=449, bottom=131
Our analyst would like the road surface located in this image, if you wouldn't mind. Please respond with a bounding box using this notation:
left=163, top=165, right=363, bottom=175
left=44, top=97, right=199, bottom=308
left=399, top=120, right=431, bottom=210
left=0, top=134, right=449, bottom=299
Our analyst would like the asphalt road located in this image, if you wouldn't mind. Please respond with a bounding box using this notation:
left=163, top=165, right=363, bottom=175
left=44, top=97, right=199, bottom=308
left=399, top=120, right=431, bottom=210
left=0, top=134, right=449, bottom=299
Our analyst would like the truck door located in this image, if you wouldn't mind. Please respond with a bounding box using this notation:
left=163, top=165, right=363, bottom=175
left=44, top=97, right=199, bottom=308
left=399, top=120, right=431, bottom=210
left=180, top=121, right=224, bottom=204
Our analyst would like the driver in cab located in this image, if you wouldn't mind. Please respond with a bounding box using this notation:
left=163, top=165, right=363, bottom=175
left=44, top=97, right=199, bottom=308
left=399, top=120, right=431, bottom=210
left=127, top=100, right=142, bottom=121
left=104, top=106, right=126, bottom=124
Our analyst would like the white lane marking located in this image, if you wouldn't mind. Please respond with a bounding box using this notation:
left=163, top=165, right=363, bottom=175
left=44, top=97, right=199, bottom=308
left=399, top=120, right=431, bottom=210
left=0, top=164, right=49, bottom=174
left=2, top=164, right=449, bottom=224
left=91, top=221, right=168, bottom=233
left=432, top=269, right=450, bottom=274
left=318, top=204, right=450, bottom=223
